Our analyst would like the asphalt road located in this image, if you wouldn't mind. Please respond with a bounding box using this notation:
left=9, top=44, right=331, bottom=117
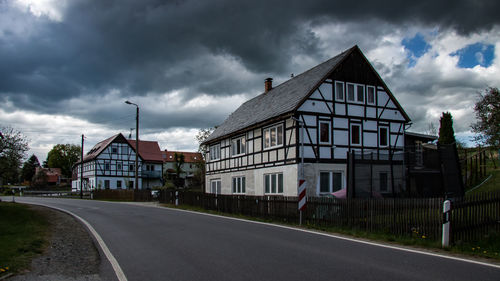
left=6, top=196, right=500, bottom=281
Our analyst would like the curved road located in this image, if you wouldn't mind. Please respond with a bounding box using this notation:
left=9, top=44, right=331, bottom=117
left=7, top=197, right=500, bottom=281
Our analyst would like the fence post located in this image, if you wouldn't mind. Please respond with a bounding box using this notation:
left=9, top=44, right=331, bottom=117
left=175, top=191, right=179, bottom=206
left=442, top=200, right=451, bottom=247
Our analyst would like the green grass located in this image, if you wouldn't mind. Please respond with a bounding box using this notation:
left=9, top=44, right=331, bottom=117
left=161, top=203, right=500, bottom=261
left=451, top=232, right=500, bottom=259
left=468, top=167, right=500, bottom=194
left=0, top=202, right=50, bottom=276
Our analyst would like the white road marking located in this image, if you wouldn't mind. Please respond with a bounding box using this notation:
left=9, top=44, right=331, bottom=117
left=22, top=202, right=128, bottom=281
left=160, top=205, right=500, bottom=270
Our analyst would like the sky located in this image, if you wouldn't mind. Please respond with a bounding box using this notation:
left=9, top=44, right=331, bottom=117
left=1, top=0, right=499, bottom=163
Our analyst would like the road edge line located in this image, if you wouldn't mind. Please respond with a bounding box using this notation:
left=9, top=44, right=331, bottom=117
left=23, top=202, right=128, bottom=281
left=161, top=205, right=500, bottom=270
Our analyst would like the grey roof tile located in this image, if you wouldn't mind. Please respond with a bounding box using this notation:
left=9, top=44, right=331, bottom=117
left=204, top=47, right=354, bottom=143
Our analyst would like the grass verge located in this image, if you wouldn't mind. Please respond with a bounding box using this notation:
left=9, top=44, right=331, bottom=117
left=161, top=203, right=499, bottom=261
left=0, top=202, right=50, bottom=276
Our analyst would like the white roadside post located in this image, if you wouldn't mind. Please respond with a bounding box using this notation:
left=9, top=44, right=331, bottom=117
left=175, top=191, right=179, bottom=206
left=442, top=200, right=451, bottom=248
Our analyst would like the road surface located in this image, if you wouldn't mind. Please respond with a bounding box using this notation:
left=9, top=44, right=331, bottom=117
left=6, top=197, right=500, bottom=281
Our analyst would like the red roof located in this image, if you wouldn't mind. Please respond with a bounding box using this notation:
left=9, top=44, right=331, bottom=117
left=162, top=150, right=203, bottom=163
left=127, top=139, right=163, bottom=163
left=35, top=167, right=61, bottom=183
left=80, top=133, right=163, bottom=163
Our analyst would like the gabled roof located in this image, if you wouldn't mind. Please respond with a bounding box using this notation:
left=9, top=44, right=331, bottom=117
left=83, top=134, right=121, bottom=162
left=80, top=133, right=162, bottom=163
left=203, top=45, right=410, bottom=144
left=204, top=47, right=353, bottom=144
left=127, top=139, right=163, bottom=163
left=162, top=150, right=203, bottom=163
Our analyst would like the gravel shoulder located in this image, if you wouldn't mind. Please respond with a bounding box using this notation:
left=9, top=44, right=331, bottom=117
left=8, top=205, right=109, bottom=281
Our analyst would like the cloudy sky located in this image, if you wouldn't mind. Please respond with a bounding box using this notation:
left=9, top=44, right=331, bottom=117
left=1, top=0, right=499, bottom=162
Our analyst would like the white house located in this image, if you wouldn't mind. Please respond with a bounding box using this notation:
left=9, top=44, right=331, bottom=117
left=202, top=45, right=411, bottom=197
left=72, top=133, right=163, bottom=191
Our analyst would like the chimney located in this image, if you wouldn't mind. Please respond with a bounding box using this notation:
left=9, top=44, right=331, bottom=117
left=264, top=78, right=273, bottom=93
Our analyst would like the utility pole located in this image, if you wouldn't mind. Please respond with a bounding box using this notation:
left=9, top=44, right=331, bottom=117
left=125, top=100, right=140, bottom=190
left=80, top=134, right=84, bottom=199
left=135, top=105, right=139, bottom=190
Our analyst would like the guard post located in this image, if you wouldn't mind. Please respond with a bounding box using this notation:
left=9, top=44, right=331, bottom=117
left=442, top=200, right=451, bottom=248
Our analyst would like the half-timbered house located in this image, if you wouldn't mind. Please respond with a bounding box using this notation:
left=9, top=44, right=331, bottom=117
left=203, top=45, right=411, bottom=197
left=72, top=133, right=163, bottom=191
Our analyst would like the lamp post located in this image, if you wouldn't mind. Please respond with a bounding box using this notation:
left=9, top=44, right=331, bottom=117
left=125, top=100, right=139, bottom=190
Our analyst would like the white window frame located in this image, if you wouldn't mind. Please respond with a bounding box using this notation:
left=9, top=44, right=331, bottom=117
left=263, top=124, right=283, bottom=149
left=210, top=179, right=221, bottom=194
left=319, top=120, right=331, bottom=144
left=379, top=126, right=389, bottom=147
left=264, top=173, right=284, bottom=194
left=335, top=81, right=345, bottom=101
left=350, top=123, right=362, bottom=146
left=318, top=171, right=345, bottom=194
left=209, top=143, right=221, bottom=161
left=346, top=82, right=365, bottom=103
left=232, top=176, right=246, bottom=194
left=231, top=136, right=246, bottom=156
left=367, top=86, right=376, bottom=105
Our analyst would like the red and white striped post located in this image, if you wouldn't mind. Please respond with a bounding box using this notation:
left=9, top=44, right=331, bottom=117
left=298, top=179, right=307, bottom=225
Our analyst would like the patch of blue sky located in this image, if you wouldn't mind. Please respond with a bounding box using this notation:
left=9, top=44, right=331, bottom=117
left=402, top=33, right=431, bottom=67
left=451, top=43, right=495, bottom=68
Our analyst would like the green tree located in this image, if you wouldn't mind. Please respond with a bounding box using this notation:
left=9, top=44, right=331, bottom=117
left=32, top=169, right=48, bottom=189
left=195, top=127, right=216, bottom=159
left=21, top=154, right=40, bottom=182
left=472, top=87, right=500, bottom=148
left=173, top=152, right=185, bottom=188
left=46, top=144, right=81, bottom=178
left=0, top=126, right=29, bottom=184
left=438, top=112, right=456, bottom=145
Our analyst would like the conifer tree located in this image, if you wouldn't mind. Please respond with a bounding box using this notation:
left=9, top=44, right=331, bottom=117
left=438, top=112, right=456, bottom=145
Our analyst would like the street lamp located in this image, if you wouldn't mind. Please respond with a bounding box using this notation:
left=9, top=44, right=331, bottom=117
left=125, top=100, right=139, bottom=190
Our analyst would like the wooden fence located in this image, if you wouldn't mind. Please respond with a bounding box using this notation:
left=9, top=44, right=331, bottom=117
left=451, top=191, right=500, bottom=243
left=93, top=189, right=152, bottom=201
left=159, top=190, right=500, bottom=244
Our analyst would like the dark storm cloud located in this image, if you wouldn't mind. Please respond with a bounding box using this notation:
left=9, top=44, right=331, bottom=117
left=1, top=0, right=498, bottom=130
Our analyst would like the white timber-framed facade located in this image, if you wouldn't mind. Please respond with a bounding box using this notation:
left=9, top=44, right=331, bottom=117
left=72, top=133, right=163, bottom=191
left=203, top=46, right=411, bottom=197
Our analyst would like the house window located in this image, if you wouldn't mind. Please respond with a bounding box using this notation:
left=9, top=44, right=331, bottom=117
left=117, top=162, right=122, bottom=171
left=319, top=121, right=330, bottom=144
left=319, top=171, right=344, bottom=194
left=129, top=181, right=134, bottom=189
left=264, top=124, right=283, bottom=149
left=210, top=179, right=221, bottom=194
left=379, top=172, right=388, bottom=192
left=367, top=86, right=375, bottom=105
left=350, top=124, right=361, bottom=145
left=264, top=173, right=283, bottom=194
left=335, top=81, right=344, bottom=101
left=104, top=180, right=110, bottom=189
left=379, top=127, right=389, bottom=147
left=346, top=83, right=365, bottom=103
left=232, top=176, right=246, bottom=194
left=231, top=136, right=246, bottom=156
left=117, top=180, right=122, bottom=189
left=209, top=143, right=221, bottom=161
left=105, top=162, right=110, bottom=170
left=347, top=83, right=355, bottom=101
left=129, top=164, right=135, bottom=171
left=112, top=145, right=118, bottom=154
left=357, top=85, right=364, bottom=102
